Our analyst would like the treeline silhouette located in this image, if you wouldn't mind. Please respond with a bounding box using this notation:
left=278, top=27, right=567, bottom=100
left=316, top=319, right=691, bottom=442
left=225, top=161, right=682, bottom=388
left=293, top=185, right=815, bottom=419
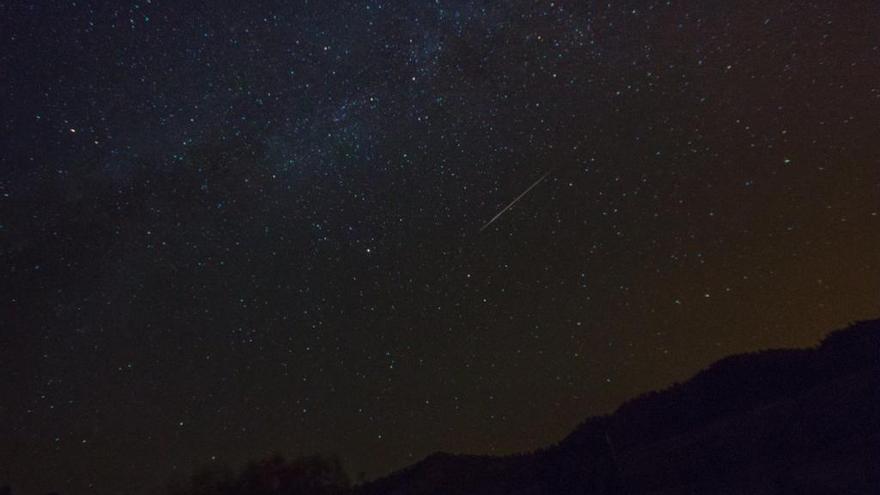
left=165, top=454, right=350, bottom=495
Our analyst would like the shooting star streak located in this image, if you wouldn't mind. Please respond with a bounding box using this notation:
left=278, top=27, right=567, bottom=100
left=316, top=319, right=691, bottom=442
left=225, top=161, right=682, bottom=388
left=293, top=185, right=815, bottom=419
left=480, top=170, right=552, bottom=232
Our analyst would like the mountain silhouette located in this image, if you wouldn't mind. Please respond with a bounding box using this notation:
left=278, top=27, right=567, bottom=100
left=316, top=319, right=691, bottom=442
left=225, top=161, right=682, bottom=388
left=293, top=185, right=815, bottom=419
left=122, top=319, right=878, bottom=495
left=356, top=319, right=880, bottom=495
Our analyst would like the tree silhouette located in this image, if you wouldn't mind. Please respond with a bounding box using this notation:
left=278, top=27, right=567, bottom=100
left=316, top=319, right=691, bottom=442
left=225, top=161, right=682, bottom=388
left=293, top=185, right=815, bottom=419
left=169, top=454, right=350, bottom=495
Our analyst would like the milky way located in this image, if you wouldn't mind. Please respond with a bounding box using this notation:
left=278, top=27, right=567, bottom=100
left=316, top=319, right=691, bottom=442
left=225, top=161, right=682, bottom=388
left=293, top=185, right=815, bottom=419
left=2, top=2, right=879, bottom=494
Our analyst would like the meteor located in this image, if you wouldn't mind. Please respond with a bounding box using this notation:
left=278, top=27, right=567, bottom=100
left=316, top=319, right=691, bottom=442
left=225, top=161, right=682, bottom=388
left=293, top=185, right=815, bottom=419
left=480, top=170, right=552, bottom=232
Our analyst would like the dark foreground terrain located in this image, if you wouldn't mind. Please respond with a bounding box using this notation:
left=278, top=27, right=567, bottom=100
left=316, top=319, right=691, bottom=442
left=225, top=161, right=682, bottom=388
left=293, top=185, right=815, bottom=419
left=357, top=319, right=880, bottom=495
left=8, top=319, right=877, bottom=495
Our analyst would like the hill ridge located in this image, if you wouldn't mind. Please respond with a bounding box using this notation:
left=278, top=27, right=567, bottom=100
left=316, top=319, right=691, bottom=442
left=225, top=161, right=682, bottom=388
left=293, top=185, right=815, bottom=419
left=357, top=319, right=880, bottom=495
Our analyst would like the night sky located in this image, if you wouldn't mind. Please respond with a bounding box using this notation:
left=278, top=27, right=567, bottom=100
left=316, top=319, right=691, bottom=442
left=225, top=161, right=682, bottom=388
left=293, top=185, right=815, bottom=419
left=2, top=1, right=879, bottom=494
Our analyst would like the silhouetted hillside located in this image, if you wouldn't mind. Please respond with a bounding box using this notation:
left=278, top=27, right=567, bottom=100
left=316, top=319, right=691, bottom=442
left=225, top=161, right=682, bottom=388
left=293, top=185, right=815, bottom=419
left=357, top=319, right=880, bottom=495
left=156, top=320, right=879, bottom=495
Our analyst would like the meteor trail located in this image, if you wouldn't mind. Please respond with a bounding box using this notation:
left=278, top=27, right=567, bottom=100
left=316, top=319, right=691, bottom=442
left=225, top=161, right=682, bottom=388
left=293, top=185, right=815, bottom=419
left=480, top=170, right=552, bottom=232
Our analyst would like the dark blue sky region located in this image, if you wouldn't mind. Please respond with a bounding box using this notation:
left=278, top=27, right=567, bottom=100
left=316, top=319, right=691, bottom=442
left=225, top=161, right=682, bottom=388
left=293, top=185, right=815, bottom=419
left=2, top=1, right=879, bottom=494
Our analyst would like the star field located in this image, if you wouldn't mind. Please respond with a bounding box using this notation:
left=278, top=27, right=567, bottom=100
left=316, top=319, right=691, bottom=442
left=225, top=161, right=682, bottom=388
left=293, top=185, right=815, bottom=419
left=2, top=1, right=879, bottom=494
